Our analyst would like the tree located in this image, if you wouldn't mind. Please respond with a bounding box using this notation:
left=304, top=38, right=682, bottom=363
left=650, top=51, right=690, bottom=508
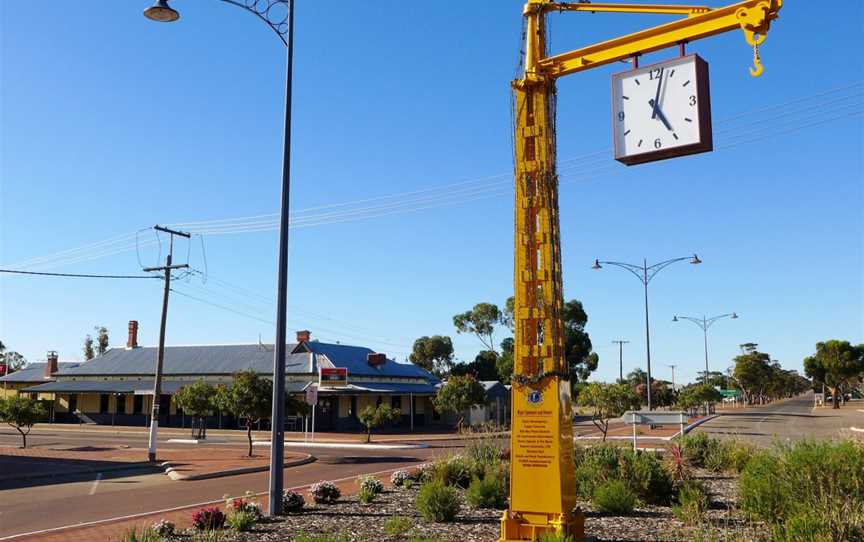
left=175, top=380, right=217, bottom=439
left=453, top=303, right=502, bottom=353
left=357, top=403, right=400, bottom=443
left=450, top=350, right=499, bottom=382
left=432, top=375, right=487, bottom=431
left=804, top=340, right=864, bottom=409
left=1, top=348, right=26, bottom=374
left=409, top=336, right=454, bottom=377
left=733, top=349, right=772, bottom=404
left=0, top=396, right=45, bottom=448
left=675, top=384, right=722, bottom=414
left=496, top=338, right=514, bottom=382
left=577, top=382, right=640, bottom=442
left=94, top=326, right=109, bottom=356
left=215, top=370, right=271, bottom=456
left=83, top=335, right=95, bottom=361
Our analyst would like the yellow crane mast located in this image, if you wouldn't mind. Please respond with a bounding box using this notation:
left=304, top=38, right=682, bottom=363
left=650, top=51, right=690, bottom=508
left=503, top=1, right=782, bottom=541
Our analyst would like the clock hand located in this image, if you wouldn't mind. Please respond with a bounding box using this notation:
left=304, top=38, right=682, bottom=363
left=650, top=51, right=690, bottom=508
left=651, top=68, right=664, bottom=119
left=648, top=99, right=673, bottom=131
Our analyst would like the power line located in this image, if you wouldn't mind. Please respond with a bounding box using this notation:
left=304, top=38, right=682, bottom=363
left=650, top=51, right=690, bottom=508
left=0, top=269, right=160, bottom=279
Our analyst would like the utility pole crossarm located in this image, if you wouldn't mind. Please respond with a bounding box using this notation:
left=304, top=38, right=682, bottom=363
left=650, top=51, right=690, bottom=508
left=538, top=0, right=782, bottom=78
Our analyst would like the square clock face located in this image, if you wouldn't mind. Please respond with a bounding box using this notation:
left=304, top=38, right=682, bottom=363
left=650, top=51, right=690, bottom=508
left=612, top=54, right=712, bottom=166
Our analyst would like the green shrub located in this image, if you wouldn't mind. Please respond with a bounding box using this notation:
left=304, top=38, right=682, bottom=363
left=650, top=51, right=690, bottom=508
left=416, top=481, right=461, bottom=522
left=225, top=509, right=257, bottom=532
left=574, top=445, right=673, bottom=505
left=465, top=475, right=507, bottom=509
left=383, top=515, right=413, bottom=536
left=357, top=474, right=384, bottom=496
left=281, top=490, right=305, bottom=513
left=431, top=455, right=476, bottom=488
left=740, top=439, right=864, bottom=541
left=464, top=436, right=504, bottom=469
left=592, top=480, right=636, bottom=515
left=358, top=486, right=376, bottom=504
left=679, top=432, right=717, bottom=469
left=672, top=480, right=710, bottom=525
left=120, top=527, right=163, bottom=542
left=724, top=440, right=756, bottom=473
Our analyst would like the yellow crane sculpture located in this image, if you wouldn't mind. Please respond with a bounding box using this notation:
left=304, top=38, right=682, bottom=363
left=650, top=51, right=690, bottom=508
left=503, top=1, right=782, bottom=540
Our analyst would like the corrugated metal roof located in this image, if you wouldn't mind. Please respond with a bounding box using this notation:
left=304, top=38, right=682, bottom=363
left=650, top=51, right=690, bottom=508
left=51, top=341, right=436, bottom=383
left=0, top=362, right=82, bottom=383
left=330, top=382, right=439, bottom=395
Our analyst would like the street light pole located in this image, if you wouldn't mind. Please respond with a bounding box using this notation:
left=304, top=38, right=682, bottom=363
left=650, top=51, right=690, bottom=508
left=673, top=312, right=738, bottom=384
left=142, top=0, right=295, bottom=516
left=668, top=364, right=677, bottom=391
left=612, top=340, right=629, bottom=382
left=592, top=254, right=701, bottom=410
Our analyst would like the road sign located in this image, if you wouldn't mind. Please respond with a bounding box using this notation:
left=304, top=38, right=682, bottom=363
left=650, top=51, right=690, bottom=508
left=319, top=367, right=348, bottom=387
left=305, top=384, right=318, bottom=406
left=622, top=411, right=687, bottom=425
left=719, top=389, right=741, bottom=398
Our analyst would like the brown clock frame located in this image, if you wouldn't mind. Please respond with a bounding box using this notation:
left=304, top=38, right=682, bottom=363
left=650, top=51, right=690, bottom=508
left=612, top=54, right=713, bottom=166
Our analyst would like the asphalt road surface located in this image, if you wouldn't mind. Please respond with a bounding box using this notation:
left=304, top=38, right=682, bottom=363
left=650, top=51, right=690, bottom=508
left=0, top=427, right=462, bottom=539
left=696, top=392, right=862, bottom=446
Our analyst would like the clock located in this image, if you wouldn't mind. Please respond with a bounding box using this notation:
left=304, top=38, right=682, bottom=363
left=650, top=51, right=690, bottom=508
left=612, top=54, right=712, bottom=166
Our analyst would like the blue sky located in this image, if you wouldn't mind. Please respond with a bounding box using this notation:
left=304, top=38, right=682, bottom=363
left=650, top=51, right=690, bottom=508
left=1, top=1, right=861, bottom=385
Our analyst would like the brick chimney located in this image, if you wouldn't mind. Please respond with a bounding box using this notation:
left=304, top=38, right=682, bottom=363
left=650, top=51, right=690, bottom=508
left=127, top=320, right=139, bottom=349
left=367, top=353, right=386, bottom=367
left=45, top=351, right=58, bottom=378
left=295, top=330, right=310, bottom=343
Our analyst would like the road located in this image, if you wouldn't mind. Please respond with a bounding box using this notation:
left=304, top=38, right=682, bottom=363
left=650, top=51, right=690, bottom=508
left=0, top=427, right=462, bottom=539
left=696, top=392, right=863, bottom=446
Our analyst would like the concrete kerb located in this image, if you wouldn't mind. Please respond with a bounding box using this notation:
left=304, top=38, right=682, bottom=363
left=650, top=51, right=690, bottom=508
left=252, top=440, right=429, bottom=450
left=0, top=461, right=160, bottom=484
left=162, top=453, right=316, bottom=481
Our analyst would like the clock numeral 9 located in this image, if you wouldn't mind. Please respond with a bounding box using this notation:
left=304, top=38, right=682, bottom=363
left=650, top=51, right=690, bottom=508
left=654, top=138, right=662, bottom=149
left=689, top=95, right=696, bottom=106
left=617, top=111, right=625, bottom=121
left=648, top=68, right=662, bottom=80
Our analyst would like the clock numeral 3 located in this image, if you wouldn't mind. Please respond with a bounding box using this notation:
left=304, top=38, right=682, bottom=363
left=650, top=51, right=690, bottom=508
left=689, top=95, right=696, bottom=106
left=654, top=138, right=662, bottom=149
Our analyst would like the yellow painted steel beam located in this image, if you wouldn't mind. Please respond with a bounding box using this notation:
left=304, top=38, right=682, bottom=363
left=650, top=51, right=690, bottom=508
left=539, top=0, right=781, bottom=77
left=544, top=3, right=711, bottom=16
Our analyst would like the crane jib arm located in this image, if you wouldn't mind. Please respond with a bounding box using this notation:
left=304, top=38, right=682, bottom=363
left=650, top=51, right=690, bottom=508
left=538, top=0, right=782, bottom=78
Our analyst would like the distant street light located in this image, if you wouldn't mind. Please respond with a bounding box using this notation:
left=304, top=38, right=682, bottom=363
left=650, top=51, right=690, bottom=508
left=592, top=255, right=701, bottom=410
left=142, top=0, right=295, bottom=517
left=673, top=312, right=738, bottom=384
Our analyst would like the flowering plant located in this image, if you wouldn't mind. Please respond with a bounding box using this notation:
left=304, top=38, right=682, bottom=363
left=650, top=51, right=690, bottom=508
left=390, top=470, right=414, bottom=487
left=151, top=519, right=175, bottom=537
left=357, top=474, right=384, bottom=495
left=282, top=490, right=305, bottom=513
left=227, top=492, right=262, bottom=520
left=191, top=507, right=225, bottom=530
left=309, top=480, right=341, bottom=504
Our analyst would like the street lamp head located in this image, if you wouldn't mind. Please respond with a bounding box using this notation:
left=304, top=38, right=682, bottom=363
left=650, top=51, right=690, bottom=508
left=690, top=254, right=702, bottom=265
left=731, top=312, right=738, bottom=319
left=591, top=259, right=602, bottom=270
left=144, top=0, right=180, bottom=22
left=672, top=315, right=678, bottom=322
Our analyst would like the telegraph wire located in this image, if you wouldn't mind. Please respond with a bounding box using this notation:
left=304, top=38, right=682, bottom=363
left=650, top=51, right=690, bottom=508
left=4, top=82, right=861, bottom=270
left=0, top=269, right=160, bottom=279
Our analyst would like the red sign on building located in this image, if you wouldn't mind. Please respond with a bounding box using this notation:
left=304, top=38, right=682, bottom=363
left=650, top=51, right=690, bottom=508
left=0, top=363, right=6, bottom=376
left=319, top=367, right=348, bottom=387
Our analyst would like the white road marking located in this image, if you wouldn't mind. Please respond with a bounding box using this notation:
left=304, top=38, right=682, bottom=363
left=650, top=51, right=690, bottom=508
left=88, top=473, right=102, bottom=495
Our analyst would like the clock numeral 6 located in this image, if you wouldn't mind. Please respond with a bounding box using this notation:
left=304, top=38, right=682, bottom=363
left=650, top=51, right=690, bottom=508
left=654, top=138, right=662, bottom=149
left=617, top=111, right=625, bottom=121
left=689, top=95, right=696, bottom=106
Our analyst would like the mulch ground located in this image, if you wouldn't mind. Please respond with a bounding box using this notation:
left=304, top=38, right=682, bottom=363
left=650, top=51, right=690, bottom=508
left=157, top=468, right=760, bottom=542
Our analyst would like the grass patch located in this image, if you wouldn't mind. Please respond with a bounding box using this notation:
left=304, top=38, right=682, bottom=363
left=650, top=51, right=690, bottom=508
left=672, top=480, right=710, bottom=525
left=383, top=515, right=413, bottom=536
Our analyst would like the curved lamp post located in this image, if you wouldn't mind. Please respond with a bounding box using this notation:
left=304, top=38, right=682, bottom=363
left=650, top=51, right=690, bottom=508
left=592, top=255, right=701, bottom=410
left=673, top=312, right=738, bottom=384
left=143, top=0, right=294, bottom=516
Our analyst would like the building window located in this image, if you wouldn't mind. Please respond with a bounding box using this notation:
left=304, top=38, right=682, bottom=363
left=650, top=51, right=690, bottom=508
left=117, top=395, right=126, bottom=415
left=133, top=395, right=143, bottom=414
left=99, top=394, right=110, bottom=414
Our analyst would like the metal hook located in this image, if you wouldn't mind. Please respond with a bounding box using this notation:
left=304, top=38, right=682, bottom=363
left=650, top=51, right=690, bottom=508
left=749, top=44, right=763, bottom=77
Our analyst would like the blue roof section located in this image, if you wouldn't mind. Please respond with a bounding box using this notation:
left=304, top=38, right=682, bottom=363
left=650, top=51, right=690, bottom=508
left=0, top=362, right=81, bottom=383
left=51, top=341, right=437, bottom=383
left=23, top=379, right=309, bottom=395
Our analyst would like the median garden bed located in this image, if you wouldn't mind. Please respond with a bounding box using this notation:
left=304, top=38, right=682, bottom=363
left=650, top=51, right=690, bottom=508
left=129, top=435, right=863, bottom=542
